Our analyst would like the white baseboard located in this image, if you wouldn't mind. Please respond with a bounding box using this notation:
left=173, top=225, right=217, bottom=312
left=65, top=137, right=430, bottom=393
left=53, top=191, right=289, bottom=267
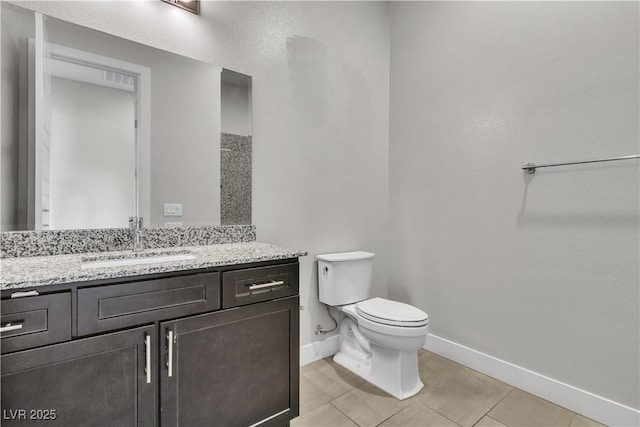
left=300, top=335, right=339, bottom=366
left=425, top=334, right=640, bottom=427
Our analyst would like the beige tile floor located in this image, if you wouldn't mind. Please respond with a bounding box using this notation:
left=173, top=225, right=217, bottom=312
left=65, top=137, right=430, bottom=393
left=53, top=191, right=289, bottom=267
left=292, top=350, right=607, bottom=427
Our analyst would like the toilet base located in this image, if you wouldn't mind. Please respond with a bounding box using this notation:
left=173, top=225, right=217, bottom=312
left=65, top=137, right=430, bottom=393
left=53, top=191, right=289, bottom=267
left=333, top=345, right=424, bottom=400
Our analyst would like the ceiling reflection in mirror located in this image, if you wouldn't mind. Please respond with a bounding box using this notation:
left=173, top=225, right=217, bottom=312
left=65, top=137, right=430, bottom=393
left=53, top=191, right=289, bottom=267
left=0, top=3, right=252, bottom=231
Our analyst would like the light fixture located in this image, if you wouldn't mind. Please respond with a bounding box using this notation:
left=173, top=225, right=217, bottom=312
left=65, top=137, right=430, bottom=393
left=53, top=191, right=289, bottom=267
left=162, top=0, right=199, bottom=15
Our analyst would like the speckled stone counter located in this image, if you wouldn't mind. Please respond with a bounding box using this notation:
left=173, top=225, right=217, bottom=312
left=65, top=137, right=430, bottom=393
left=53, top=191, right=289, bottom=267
left=0, top=225, right=256, bottom=258
left=0, top=242, right=307, bottom=290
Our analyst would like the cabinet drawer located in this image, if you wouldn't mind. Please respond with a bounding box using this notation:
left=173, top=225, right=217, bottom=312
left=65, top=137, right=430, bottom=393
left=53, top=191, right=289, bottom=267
left=1, top=292, right=71, bottom=353
left=222, top=263, right=299, bottom=308
left=78, top=272, right=220, bottom=336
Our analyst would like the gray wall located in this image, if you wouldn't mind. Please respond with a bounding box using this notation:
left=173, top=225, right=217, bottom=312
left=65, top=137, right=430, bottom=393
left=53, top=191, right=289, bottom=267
left=389, top=1, right=639, bottom=408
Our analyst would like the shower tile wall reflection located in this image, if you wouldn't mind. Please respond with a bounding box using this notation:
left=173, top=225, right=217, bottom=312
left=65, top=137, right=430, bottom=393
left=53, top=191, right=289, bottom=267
left=221, top=133, right=252, bottom=225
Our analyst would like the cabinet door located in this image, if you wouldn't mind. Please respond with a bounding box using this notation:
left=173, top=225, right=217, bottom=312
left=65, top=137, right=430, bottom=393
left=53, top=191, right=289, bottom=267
left=1, top=325, right=156, bottom=426
left=161, top=296, right=299, bottom=427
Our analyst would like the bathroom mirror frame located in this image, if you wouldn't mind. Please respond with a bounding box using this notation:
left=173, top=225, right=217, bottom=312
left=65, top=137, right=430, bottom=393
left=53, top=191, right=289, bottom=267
left=0, top=3, right=252, bottom=232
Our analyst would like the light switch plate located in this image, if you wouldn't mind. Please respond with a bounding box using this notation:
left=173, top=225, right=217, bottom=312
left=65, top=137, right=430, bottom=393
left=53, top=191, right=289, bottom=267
left=164, top=203, right=183, bottom=217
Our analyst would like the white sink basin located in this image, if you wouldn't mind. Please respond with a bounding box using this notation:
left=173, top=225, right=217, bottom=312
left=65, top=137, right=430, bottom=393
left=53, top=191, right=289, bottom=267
left=81, top=254, right=196, bottom=269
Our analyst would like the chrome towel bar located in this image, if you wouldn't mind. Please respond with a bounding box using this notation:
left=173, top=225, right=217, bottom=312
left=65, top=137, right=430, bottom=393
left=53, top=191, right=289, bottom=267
left=522, top=155, right=640, bottom=174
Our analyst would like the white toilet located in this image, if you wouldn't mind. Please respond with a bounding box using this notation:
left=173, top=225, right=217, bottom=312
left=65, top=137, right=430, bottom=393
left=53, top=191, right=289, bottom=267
left=317, top=251, right=429, bottom=400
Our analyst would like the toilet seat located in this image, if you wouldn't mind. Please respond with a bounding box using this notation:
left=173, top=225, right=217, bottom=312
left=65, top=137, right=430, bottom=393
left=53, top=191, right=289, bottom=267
left=338, top=298, right=429, bottom=337
left=356, top=297, right=429, bottom=327
left=350, top=298, right=429, bottom=336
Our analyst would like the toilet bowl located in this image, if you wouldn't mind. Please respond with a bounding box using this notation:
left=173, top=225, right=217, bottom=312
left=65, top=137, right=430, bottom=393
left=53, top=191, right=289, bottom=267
left=317, top=252, right=429, bottom=400
left=335, top=298, right=429, bottom=400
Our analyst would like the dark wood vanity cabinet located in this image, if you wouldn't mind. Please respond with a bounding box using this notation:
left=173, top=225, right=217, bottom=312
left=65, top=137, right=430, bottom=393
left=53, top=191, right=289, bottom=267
left=161, top=296, right=299, bottom=426
left=1, top=325, right=157, bottom=426
left=77, top=271, right=221, bottom=336
left=0, top=292, right=72, bottom=353
left=0, top=260, right=299, bottom=427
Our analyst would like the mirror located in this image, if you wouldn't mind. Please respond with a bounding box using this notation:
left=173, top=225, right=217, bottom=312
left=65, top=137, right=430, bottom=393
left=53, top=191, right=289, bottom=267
left=0, top=3, right=252, bottom=231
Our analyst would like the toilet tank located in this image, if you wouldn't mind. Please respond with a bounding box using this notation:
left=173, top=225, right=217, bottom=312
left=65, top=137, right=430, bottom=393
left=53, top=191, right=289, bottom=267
left=317, top=251, right=375, bottom=306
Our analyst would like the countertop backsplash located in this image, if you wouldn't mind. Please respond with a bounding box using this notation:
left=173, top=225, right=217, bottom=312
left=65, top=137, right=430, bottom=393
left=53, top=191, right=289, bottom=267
left=0, top=225, right=256, bottom=258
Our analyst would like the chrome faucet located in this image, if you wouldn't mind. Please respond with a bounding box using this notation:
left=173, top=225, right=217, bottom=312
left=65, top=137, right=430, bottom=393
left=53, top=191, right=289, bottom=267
left=129, top=216, right=145, bottom=252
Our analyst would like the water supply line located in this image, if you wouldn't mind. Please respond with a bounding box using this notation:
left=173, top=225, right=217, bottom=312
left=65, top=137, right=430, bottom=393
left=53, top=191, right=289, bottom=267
left=314, top=306, right=339, bottom=335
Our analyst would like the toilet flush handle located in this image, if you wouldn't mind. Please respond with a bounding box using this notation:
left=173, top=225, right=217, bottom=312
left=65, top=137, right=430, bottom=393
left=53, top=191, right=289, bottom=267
left=323, top=266, right=329, bottom=276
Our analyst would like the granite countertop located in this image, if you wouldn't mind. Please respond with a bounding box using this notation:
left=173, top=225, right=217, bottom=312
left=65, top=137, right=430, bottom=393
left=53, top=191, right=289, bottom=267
left=0, top=242, right=307, bottom=290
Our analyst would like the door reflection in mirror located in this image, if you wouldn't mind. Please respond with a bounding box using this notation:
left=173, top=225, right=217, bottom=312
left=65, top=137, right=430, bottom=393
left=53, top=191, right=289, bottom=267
left=50, top=70, right=136, bottom=229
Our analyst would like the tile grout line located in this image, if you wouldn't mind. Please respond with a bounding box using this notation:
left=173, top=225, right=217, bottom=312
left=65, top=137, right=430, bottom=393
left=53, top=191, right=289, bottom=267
left=372, top=403, right=407, bottom=427
left=367, top=398, right=464, bottom=427
left=415, top=400, right=464, bottom=427
left=416, top=367, right=478, bottom=427
left=415, top=365, right=514, bottom=427
left=374, top=412, right=397, bottom=426
left=471, top=415, right=500, bottom=427
left=447, top=360, right=591, bottom=427
left=417, top=399, right=466, bottom=427
left=470, top=387, right=515, bottom=427
left=299, top=360, right=363, bottom=417
left=328, top=401, right=362, bottom=427
left=329, top=378, right=412, bottom=427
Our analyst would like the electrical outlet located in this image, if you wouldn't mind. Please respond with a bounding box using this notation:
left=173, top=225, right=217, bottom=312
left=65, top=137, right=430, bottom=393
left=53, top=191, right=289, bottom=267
left=164, top=203, right=183, bottom=217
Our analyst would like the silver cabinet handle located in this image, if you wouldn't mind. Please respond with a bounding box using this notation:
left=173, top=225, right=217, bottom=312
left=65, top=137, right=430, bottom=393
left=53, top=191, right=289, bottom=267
left=0, top=322, right=23, bottom=333
left=145, top=334, right=151, bottom=384
left=167, top=329, right=174, bottom=377
left=10, top=290, right=39, bottom=299
left=248, top=280, right=285, bottom=291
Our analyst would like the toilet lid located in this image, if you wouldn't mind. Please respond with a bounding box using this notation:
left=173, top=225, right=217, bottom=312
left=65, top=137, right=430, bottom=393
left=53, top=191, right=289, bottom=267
left=356, top=297, right=429, bottom=327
